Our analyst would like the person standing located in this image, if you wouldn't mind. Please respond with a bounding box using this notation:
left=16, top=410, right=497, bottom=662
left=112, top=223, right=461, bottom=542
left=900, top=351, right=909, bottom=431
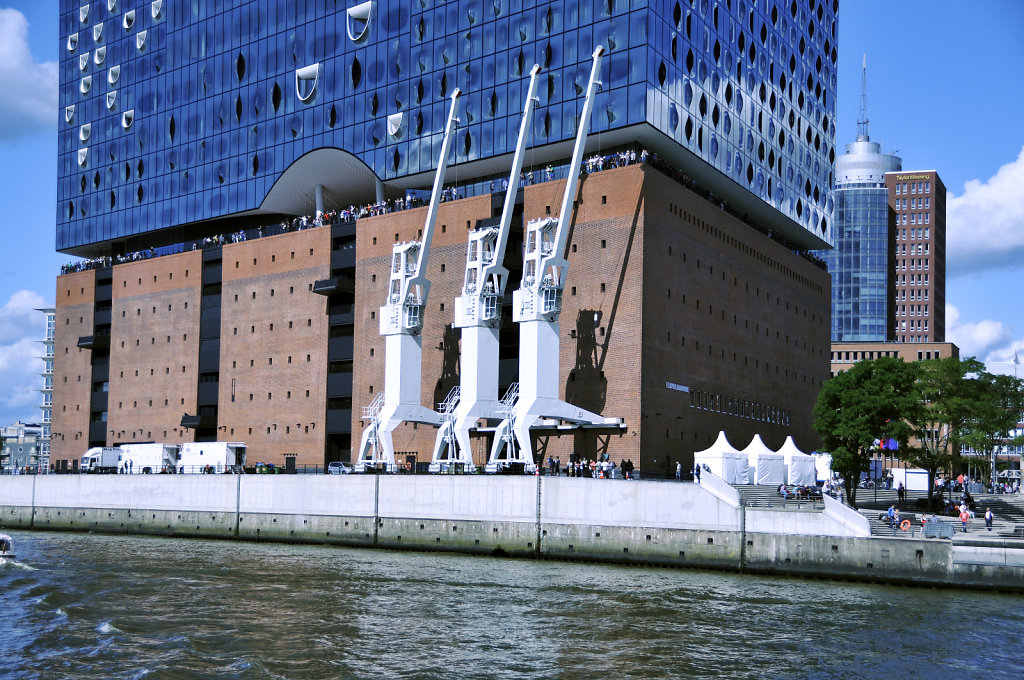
left=694, top=464, right=701, bottom=484
left=897, top=482, right=906, bottom=506
left=960, top=508, right=970, bottom=533
left=985, top=507, right=994, bottom=531
left=675, top=461, right=682, bottom=481
left=887, top=505, right=896, bottom=529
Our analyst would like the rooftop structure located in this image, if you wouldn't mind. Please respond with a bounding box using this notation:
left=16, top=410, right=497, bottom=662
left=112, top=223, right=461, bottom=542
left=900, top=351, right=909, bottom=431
left=58, top=0, right=837, bottom=258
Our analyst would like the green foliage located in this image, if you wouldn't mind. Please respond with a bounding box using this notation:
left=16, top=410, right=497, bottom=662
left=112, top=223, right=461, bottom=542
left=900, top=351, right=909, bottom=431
left=816, top=354, right=1024, bottom=509
left=960, top=371, right=1024, bottom=483
left=813, top=356, right=922, bottom=507
left=904, top=357, right=986, bottom=505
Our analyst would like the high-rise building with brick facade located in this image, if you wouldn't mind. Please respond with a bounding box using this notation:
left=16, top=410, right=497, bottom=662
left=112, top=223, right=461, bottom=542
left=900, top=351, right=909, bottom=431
left=885, top=170, right=946, bottom=343
left=52, top=0, right=837, bottom=475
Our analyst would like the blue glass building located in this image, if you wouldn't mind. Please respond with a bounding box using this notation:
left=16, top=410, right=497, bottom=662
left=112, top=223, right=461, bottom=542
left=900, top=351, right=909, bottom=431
left=826, top=134, right=900, bottom=341
left=58, top=0, right=837, bottom=256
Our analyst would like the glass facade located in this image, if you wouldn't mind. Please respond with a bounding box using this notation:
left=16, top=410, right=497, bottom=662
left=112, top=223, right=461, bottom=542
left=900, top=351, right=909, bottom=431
left=57, top=0, right=836, bottom=255
left=828, top=186, right=891, bottom=341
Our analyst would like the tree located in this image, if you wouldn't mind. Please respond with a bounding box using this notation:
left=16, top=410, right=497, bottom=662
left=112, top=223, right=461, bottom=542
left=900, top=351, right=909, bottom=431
left=813, top=357, right=922, bottom=508
left=905, top=357, right=986, bottom=510
left=960, top=371, right=1024, bottom=487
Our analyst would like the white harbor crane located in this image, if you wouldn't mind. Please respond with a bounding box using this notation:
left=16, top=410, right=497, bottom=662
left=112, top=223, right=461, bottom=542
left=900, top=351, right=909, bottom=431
left=488, top=46, right=617, bottom=472
left=429, top=64, right=544, bottom=473
left=356, top=89, right=462, bottom=472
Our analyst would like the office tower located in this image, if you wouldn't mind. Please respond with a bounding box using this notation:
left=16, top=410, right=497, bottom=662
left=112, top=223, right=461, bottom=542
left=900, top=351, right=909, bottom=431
left=53, top=0, right=837, bottom=473
left=885, top=170, right=946, bottom=343
left=827, top=57, right=946, bottom=346
left=826, top=56, right=901, bottom=342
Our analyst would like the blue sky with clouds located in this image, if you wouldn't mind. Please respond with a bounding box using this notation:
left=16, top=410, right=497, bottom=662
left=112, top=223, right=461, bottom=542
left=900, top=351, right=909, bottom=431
left=0, top=1, right=1023, bottom=427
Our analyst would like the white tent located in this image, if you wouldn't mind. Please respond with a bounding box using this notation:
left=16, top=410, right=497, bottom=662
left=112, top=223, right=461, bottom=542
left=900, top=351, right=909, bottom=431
left=742, top=434, right=786, bottom=485
left=694, top=431, right=749, bottom=484
left=777, top=436, right=817, bottom=486
left=812, top=452, right=833, bottom=483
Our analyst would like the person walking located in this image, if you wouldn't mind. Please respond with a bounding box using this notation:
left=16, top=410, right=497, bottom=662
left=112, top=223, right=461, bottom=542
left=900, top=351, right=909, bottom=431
left=694, top=464, right=701, bottom=484
left=960, top=508, right=971, bottom=533
left=985, top=507, right=994, bottom=531
left=897, top=482, right=906, bottom=506
left=675, top=461, right=682, bottom=481
left=887, top=505, right=896, bottom=529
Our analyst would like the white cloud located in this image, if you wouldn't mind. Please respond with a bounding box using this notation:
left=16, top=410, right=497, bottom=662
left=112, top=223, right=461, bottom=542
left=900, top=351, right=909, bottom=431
left=0, top=289, right=47, bottom=344
left=0, top=8, right=57, bottom=141
left=946, top=304, right=1024, bottom=376
left=0, top=337, right=42, bottom=407
left=0, top=290, right=48, bottom=425
left=982, top=340, right=1024, bottom=378
left=947, top=146, right=1024, bottom=277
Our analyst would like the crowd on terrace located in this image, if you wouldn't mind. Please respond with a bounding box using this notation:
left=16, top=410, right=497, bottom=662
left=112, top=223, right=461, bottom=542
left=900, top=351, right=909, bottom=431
left=61, top=146, right=826, bottom=274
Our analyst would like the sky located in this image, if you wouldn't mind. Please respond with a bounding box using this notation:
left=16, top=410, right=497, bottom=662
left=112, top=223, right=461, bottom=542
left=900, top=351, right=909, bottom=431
left=0, top=1, right=1023, bottom=427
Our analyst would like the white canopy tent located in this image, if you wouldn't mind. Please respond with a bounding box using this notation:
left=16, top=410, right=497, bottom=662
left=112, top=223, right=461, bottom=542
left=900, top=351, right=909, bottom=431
left=812, top=452, right=834, bottom=483
left=777, top=436, right=818, bottom=486
left=694, top=431, right=749, bottom=484
left=742, top=434, right=786, bottom=486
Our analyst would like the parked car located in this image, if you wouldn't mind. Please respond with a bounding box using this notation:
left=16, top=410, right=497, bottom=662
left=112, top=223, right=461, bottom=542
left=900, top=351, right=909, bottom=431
left=327, top=461, right=352, bottom=475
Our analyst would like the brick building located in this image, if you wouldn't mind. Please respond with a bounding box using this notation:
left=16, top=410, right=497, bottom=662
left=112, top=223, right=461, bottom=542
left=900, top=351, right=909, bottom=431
left=885, top=170, right=946, bottom=343
left=51, top=1, right=838, bottom=474
left=353, top=163, right=829, bottom=474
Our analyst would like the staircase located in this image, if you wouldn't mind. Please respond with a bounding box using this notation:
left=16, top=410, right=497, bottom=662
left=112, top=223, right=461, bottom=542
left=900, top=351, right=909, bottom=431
left=733, top=485, right=823, bottom=511
left=854, top=488, right=1024, bottom=538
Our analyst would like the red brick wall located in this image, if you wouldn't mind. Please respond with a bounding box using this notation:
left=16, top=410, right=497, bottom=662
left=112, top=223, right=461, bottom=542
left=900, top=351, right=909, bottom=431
left=353, top=196, right=492, bottom=465
left=107, top=251, right=203, bottom=446
left=218, top=228, right=331, bottom=467
left=352, top=175, right=644, bottom=466
left=52, top=270, right=96, bottom=466
left=641, top=166, right=830, bottom=477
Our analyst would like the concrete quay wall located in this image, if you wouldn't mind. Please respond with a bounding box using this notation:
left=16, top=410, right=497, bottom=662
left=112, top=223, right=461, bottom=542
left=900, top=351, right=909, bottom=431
left=2, top=475, right=1022, bottom=591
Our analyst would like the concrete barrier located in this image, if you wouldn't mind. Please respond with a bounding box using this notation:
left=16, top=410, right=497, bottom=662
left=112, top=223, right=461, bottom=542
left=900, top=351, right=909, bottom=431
left=3, top=475, right=1023, bottom=591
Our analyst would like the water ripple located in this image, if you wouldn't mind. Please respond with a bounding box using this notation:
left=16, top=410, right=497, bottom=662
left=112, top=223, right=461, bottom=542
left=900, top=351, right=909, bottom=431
left=0, top=530, right=1021, bottom=679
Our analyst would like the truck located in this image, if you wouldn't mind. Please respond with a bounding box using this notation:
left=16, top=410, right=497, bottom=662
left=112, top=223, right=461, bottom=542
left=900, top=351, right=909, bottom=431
left=80, top=447, right=122, bottom=473
left=177, top=442, right=246, bottom=473
left=118, top=443, right=179, bottom=474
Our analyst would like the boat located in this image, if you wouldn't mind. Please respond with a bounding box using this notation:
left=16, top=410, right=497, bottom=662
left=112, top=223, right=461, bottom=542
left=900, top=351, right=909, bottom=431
left=0, top=533, right=14, bottom=561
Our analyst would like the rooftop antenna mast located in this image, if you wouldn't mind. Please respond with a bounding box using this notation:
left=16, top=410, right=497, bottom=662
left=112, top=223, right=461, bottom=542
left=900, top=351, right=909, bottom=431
left=857, top=53, right=869, bottom=141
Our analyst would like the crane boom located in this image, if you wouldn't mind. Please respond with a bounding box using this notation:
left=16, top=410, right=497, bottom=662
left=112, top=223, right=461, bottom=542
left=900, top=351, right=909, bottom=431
left=357, top=89, right=461, bottom=472
left=381, top=88, right=461, bottom=336
left=513, top=46, right=603, bottom=325
left=431, top=65, right=542, bottom=471
left=486, top=46, right=610, bottom=472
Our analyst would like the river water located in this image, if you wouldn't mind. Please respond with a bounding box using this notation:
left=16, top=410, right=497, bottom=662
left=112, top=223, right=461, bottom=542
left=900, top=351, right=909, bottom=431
left=0, top=530, right=1020, bottom=679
